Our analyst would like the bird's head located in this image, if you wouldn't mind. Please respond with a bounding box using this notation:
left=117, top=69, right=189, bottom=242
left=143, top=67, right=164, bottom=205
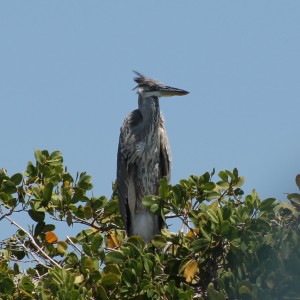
left=133, top=71, right=189, bottom=99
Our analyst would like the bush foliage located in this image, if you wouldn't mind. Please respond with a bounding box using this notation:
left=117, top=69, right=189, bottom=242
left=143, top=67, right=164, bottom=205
left=0, top=150, right=299, bottom=299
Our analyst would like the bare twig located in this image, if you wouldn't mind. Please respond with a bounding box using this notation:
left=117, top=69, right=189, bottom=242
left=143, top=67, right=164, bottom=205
left=165, top=213, right=179, bottom=219
left=66, top=236, right=83, bottom=255
left=4, top=215, right=62, bottom=269
left=17, top=237, right=50, bottom=269
left=50, top=214, right=119, bottom=232
left=0, top=205, right=16, bottom=222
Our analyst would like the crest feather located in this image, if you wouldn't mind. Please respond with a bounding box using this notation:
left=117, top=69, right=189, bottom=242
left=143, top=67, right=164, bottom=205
left=133, top=71, right=164, bottom=89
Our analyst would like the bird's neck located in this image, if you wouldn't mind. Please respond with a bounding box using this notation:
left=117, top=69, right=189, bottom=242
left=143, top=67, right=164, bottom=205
left=138, top=95, right=160, bottom=129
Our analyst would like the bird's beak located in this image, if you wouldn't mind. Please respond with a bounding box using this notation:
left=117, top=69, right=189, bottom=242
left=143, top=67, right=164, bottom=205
left=158, top=85, right=189, bottom=97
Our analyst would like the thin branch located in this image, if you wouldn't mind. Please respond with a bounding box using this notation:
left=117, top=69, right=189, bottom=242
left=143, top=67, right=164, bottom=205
left=66, top=236, right=83, bottom=255
left=17, top=237, right=50, bottom=269
left=165, top=213, right=180, bottom=219
left=50, top=214, right=119, bottom=232
left=0, top=204, right=16, bottom=221
left=4, top=215, right=62, bottom=269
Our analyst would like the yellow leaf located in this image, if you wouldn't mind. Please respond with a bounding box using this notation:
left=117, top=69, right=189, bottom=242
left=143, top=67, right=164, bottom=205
left=107, top=232, right=120, bottom=248
left=209, top=200, right=218, bottom=211
left=74, top=275, right=84, bottom=284
left=193, top=227, right=200, bottom=235
left=45, top=231, right=58, bottom=244
left=186, top=230, right=195, bottom=237
left=186, top=227, right=200, bottom=237
left=57, top=241, right=68, bottom=254
left=184, top=259, right=198, bottom=283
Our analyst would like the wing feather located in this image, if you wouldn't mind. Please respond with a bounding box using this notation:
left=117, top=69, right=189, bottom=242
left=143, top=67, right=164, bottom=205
left=117, top=109, right=143, bottom=234
left=159, top=116, right=172, bottom=181
left=157, top=115, right=172, bottom=231
left=117, top=139, right=130, bottom=233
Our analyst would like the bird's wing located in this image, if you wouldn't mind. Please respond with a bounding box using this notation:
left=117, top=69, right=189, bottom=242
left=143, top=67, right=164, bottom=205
left=117, top=138, right=130, bottom=233
left=159, top=115, right=172, bottom=181
left=117, top=109, right=142, bottom=234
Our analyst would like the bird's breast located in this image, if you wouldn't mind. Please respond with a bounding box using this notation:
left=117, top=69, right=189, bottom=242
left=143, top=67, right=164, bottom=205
left=135, top=132, right=161, bottom=198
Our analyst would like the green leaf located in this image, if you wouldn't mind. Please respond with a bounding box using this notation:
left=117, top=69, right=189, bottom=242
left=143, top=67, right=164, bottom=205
left=48, top=151, right=63, bottom=166
left=101, top=273, right=120, bottom=287
left=142, top=195, right=160, bottom=207
left=216, top=278, right=225, bottom=290
left=143, top=255, right=154, bottom=275
left=24, top=161, right=37, bottom=178
left=81, top=256, right=97, bottom=273
left=259, top=198, right=277, bottom=211
left=84, top=206, right=93, bottom=219
left=70, top=190, right=84, bottom=205
left=76, top=228, right=94, bottom=242
left=172, top=184, right=183, bottom=204
left=266, top=273, right=275, bottom=289
left=96, top=285, right=108, bottom=300
left=200, top=227, right=211, bottom=240
left=91, top=196, right=108, bottom=210
left=150, top=203, right=160, bottom=214
left=159, top=177, right=170, bottom=198
left=10, top=173, right=23, bottom=185
left=28, top=209, right=45, bottom=223
left=222, top=206, right=232, bottom=220
left=34, top=150, right=44, bottom=164
left=43, top=182, right=53, bottom=202
left=236, top=176, right=245, bottom=187
left=204, top=182, right=216, bottom=191
left=189, top=238, right=210, bottom=252
left=232, top=168, right=239, bottom=178
left=91, top=233, right=103, bottom=251
left=207, top=289, right=226, bottom=300
left=209, top=200, right=218, bottom=211
left=103, top=199, right=119, bottom=214
left=43, top=224, right=55, bottom=232
left=217, top=181, right=230, bottom=189
left=287, top=193, right=300, bottom=209
left=151, top=235, right=167, bottom=249
left=105, top=251, right=126, bottom=264
left=57, top=241, right=68, bottom=254
left=77, top=172, right=93, bottom=190
left=50, top=268, right=75, bottom=287
left=67, top=212, right=73, bottom=226
left=220, top=220, right=231, bottom=235
left=218, top=171, right=228, bottom=182
left=1, top=277, right=14, bottom=295
left=207, top=191, right=221, bottom=201
left=225, top=170, right=235, bottom=180
left=206, top=209, right=219, bottom=224
left=103, top=264, right=121, bottom=276
left=239, top=285, right=251, bottom=295
left=122, top=242, right=141, bottom=258
left=1, top=180, right=17, bottom=194
left=20, top=276, right=35, bottom=292
left=12, top=250, right=26, bottom=260
left=34, top=221, right=45, bottom=236
left=126, top=236, right=145, bottom=248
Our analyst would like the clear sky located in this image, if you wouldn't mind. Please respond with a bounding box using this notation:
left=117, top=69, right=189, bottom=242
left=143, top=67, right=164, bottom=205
left=1, top=2, right=300, bottom=237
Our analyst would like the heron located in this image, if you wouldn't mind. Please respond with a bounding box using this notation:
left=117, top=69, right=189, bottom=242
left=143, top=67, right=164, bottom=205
left=117, top=71, right=189, bottom=242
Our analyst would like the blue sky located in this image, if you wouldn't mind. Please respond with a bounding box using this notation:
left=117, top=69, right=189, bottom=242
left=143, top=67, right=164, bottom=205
left=1, top=2, right=300, bottom=239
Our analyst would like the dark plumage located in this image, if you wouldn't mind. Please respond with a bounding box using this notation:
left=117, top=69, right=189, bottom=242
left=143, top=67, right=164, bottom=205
left=117, top=72, right=188, bottom=242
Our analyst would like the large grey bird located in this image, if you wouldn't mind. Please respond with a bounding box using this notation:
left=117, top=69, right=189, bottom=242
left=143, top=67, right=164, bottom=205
left=117, top=71, right=189, bottom=242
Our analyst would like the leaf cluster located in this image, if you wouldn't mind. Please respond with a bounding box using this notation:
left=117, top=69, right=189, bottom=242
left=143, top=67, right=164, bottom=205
left=0, top=151, right=299, bottom=299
